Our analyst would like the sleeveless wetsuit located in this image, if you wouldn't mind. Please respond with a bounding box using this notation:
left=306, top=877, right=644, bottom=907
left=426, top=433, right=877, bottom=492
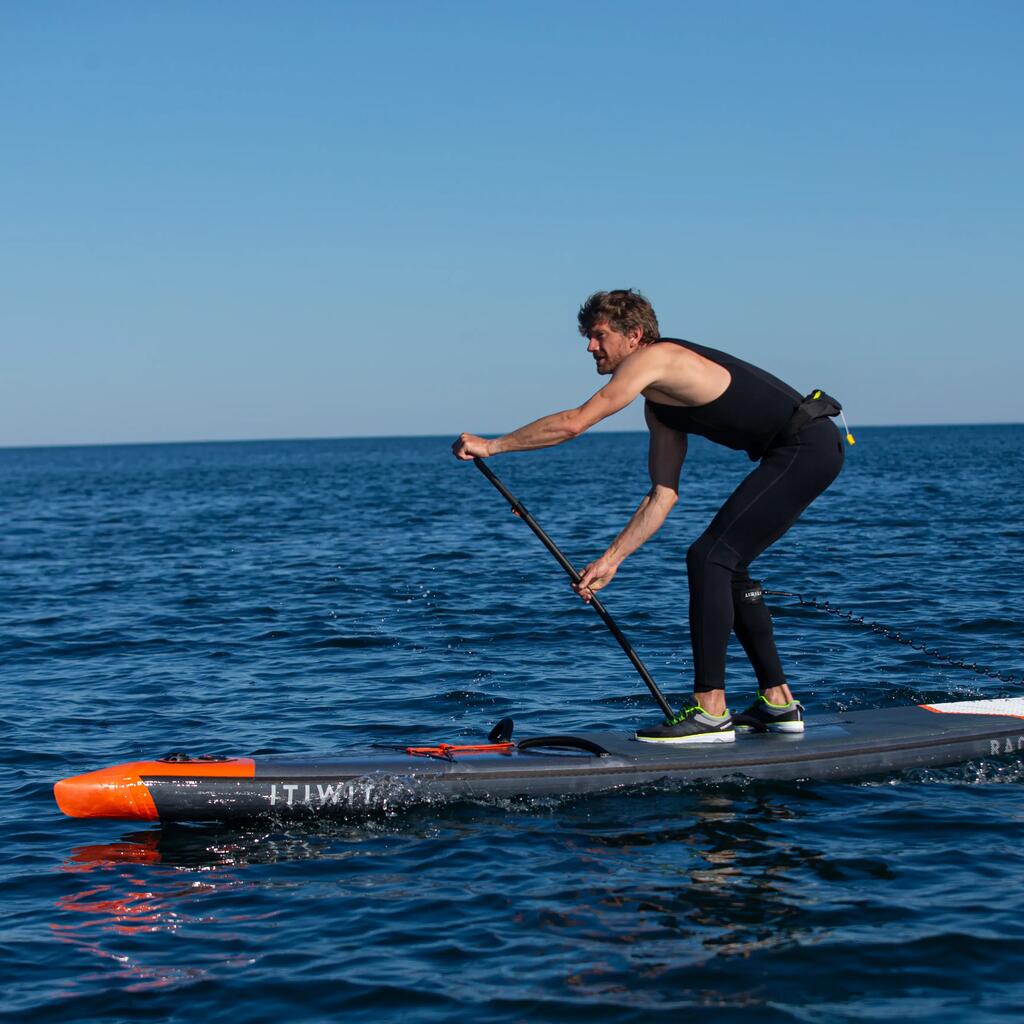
left=646, top=339, right=845, bottom=693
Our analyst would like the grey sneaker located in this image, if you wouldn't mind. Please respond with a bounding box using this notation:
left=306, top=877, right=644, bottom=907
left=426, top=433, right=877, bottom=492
left=636, top=705, right=736, bottom=745
left=734, top=695, right=805, bottom=734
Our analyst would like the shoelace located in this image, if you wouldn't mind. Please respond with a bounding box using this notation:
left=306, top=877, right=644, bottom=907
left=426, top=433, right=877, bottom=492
left=665, top=705, right=702, bottom=726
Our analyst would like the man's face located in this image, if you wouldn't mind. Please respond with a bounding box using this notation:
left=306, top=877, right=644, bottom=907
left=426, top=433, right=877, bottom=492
left=586, top=321, right=640, bottom=375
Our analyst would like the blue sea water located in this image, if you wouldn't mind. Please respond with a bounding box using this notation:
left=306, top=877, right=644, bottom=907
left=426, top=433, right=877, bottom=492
left=2, top=426, right=1023, bottom=1023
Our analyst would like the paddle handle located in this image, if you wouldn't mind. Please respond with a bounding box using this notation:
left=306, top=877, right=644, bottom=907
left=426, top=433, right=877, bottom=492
left=473, top=458, right=674, bottom=719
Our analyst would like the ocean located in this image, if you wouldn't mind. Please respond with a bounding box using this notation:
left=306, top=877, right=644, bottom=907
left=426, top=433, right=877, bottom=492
left=2, top=426, right=1022, bottom=1022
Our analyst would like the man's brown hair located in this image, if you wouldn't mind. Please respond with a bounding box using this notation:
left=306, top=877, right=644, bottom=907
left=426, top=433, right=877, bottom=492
left=577, top=289, right=660, bottom=345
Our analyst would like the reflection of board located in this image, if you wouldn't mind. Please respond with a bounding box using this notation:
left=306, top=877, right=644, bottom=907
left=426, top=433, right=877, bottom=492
left=54, top=698, right=1024, bottom=823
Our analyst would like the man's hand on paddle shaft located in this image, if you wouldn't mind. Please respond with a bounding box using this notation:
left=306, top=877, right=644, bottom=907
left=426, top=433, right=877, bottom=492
left=452, top=433, right=492, bottom=460
left=574, top=555, right=620, bottom=603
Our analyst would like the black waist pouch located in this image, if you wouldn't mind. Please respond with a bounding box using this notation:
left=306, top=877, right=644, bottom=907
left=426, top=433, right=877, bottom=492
left=779, top=389, right=843, bottom=441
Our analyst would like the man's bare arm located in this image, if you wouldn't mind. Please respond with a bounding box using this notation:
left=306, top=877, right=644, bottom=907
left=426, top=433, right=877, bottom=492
left=574, top=404, right=687, bottom=601
left=452, top=346, right=665, bottom=460
left=451, top=409, right=580, bottom=460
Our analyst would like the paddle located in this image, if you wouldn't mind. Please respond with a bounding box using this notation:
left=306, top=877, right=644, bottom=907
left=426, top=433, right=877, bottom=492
left=473, top=457, right=675, bottom=720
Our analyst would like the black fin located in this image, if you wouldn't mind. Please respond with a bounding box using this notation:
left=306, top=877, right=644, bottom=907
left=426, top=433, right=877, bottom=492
left=488, top=717, right=514, bottom=744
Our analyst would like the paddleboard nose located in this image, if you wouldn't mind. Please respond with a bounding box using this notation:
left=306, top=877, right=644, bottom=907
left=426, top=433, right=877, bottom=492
left=54, top=764, right=159, bottom=821
left=53, top=757, right=256, bottom=820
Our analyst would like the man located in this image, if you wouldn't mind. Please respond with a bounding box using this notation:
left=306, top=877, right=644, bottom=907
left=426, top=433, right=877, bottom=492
left=452, top=289, right=846, bottom=744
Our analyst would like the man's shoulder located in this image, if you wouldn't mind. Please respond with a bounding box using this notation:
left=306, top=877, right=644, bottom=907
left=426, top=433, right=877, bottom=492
left=656, top=337, right=712, bottom=357
left=648, top=338, right=702, bottom=358
left=643, top=339, right=705, bottom=370
left=641, top=339, right=690, bottom=358
left=615, top=342, right=676, bottom=381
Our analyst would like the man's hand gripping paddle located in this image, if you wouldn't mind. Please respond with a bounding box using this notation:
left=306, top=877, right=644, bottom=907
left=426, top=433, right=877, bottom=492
left=473, top=458, right=674, bottom=719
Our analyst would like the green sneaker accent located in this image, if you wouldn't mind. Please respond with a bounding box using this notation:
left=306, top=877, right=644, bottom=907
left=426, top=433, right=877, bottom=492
left=665, top=704, right=701, bottom=726
left=734, top=696, right=805, bottom=734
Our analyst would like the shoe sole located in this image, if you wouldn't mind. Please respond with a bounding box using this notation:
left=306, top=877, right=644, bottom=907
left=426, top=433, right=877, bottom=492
left=768, top=721, right=804, bottom=733
left=634, top=730, right=736, bottom=745
left=735, top=721, right=805, bottom=734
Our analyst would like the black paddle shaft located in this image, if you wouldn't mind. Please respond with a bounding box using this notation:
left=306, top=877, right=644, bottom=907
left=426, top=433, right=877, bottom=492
left=473, top=458, right=674, bottom=719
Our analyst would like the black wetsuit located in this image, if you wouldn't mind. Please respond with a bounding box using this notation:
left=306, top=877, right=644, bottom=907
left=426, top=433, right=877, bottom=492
left=646, top=339, right=845, bottom=693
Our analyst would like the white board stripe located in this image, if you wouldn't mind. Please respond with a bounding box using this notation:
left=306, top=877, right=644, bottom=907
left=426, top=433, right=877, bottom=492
left=920, top=698, right=1024, bottom=718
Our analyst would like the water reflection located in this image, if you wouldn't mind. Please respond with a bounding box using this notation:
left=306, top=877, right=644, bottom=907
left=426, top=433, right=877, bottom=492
left=45, top=782, right=945, bottom=1006
left=550, top=789, right=817, bottom=979
left=61, top=823, right=371, bottom=873
left=52, top=826, right=313, bottom=993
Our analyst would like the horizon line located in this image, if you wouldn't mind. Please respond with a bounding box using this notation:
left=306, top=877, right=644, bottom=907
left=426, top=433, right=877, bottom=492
left=2, top=421, right=1023, bottom=453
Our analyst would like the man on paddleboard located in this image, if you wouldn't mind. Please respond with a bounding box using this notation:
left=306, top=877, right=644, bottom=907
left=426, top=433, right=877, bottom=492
left=453, top=289, right=847, bottom=744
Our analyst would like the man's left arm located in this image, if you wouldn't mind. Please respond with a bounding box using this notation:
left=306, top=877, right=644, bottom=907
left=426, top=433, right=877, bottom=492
left=574, top=404, right=687, bottom=602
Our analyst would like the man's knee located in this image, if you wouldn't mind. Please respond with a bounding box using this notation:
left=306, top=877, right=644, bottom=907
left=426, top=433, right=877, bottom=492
left=686, top=534, right=738, bottom=578
left=686, top=536, right=710, bottom=576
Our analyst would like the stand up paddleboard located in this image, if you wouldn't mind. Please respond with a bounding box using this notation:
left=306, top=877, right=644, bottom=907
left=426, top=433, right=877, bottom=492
left=54, top=699, right=1024, bottom=822
left=54, top=463, right=1024, bottom=823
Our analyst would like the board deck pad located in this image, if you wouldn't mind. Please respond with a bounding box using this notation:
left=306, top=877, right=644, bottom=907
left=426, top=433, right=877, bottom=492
left=54, top=699, right=1024, bottom=822
left=921, top=699, right=1024, bottom=718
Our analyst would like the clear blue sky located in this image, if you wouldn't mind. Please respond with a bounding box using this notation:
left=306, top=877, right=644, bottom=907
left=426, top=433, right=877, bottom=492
left=3, top=1, right=1021, bottom=446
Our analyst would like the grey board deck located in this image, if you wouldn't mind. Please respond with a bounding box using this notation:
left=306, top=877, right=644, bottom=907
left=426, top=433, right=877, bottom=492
left=142, top=700, right=1024, bottom=821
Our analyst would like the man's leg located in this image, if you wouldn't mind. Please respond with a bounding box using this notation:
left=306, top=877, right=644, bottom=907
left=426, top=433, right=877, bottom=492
left=686, top=533, right=740, bottom=716
left=687, top=422, right=844, bottom=709
left=731, top=573, right=793, bottom=704
left=636, top=423, right=842, bottom=745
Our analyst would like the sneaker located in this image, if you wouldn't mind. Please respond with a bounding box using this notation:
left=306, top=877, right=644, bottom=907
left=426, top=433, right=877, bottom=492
left=635, top=705, right=736, bottom=745
left=733, top=695, right=805, bottom=734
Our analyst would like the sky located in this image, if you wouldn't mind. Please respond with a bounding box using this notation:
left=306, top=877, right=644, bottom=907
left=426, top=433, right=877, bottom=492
left=2, top=1, right=1021, bottom=447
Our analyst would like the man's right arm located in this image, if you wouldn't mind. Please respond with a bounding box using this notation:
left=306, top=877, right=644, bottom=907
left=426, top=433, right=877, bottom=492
left=452, top=408, right=581, bottom=460
left=452, top=346, right=666, bottom=460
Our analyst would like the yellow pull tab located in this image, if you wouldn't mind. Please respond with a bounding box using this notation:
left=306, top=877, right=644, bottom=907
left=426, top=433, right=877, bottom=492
left=839, top=409, right=855, bottom=445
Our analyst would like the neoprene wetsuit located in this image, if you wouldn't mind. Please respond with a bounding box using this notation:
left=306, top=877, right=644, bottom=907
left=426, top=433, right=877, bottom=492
left=646, top=338, right=845, bottom=693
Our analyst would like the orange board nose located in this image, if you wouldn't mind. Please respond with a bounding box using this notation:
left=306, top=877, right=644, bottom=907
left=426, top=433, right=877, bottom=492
left=54, top=765, right=159, bottom=820
left=53, top=758, right=255, bottom=820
